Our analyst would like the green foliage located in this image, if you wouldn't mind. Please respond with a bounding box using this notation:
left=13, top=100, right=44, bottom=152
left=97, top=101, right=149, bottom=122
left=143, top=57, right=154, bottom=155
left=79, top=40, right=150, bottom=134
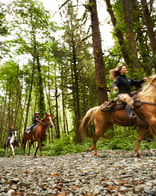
left=0, top=129, right=155, bottom=157
left=0, top=148, right=5, bottom=157
left=96, top=127, right=156, bottom=151
left=43, top=132, right=90, bottom=156
left=42, top=129, right=156, bottom=156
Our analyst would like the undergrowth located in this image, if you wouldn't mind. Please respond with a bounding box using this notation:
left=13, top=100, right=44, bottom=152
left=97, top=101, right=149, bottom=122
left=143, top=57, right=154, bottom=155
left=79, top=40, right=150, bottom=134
left=0, top=127, right=156, bottom=157
left=42, top=127, right=156, bottom=156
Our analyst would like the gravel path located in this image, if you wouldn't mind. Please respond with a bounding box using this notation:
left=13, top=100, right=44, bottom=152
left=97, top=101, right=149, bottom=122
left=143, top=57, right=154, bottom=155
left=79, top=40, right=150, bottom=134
left=0, top=150, right=156, bottom=196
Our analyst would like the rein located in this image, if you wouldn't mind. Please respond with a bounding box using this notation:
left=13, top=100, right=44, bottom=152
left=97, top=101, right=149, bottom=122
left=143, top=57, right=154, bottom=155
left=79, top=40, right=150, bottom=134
left=39, top=117, right=52, bottom=126
left=39, top=120, right=48, bottom=126
left=140, top=101, right=156, bottom=106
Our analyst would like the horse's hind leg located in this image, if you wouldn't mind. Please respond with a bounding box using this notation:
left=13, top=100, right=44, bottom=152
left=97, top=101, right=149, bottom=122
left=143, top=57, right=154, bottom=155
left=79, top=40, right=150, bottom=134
left=28, top=140, right=33, bottom=155
left=88, top=134, right=101, bottom=156
left=10, top=143, right=15, bottom=157
left=88, top=123, right=112, bottom=156
left=135, top=126, right=147, bottom=158
left=34, top=146, right=39, bottom=158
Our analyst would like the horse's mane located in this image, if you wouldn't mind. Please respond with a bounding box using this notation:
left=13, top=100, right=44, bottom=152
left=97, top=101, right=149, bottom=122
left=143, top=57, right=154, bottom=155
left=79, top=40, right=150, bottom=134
left=41, top=113, right=51, bottom=122
left=138, top=75, right=156, bottom=97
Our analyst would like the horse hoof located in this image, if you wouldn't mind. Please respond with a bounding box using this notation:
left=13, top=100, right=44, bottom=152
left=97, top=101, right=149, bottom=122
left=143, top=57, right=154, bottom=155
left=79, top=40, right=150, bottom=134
left=137, top=153, right=141, bottom=158
left=94, top=153, right=100, bottom=157
left=87, top=148, right=92, bottom=152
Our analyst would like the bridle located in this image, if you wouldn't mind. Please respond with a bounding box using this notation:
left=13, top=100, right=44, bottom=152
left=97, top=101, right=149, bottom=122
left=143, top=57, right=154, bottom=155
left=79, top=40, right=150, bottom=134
left=39, top=115, right=53, bottom=127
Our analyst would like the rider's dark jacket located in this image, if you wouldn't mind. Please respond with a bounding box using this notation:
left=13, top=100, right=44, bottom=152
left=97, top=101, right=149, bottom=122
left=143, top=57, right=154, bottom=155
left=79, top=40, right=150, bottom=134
left=8, top=128, right=15, bottom=137
left=113, top=75, right=144, bottom=95
left=33, top=116, right=41, bottom=124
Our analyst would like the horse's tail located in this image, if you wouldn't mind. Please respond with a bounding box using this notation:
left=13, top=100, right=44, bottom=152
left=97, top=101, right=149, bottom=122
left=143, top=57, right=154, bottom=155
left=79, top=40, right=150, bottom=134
left=79, top=106, right=99, bottom=140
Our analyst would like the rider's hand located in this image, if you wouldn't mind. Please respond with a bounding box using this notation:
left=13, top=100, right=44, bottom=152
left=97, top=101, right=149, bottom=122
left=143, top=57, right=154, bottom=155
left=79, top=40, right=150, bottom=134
left=113, top=86, right=118, bottom=91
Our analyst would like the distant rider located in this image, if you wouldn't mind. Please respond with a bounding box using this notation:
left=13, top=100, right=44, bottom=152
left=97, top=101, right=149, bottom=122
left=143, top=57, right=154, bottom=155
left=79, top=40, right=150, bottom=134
left=6, top=125, right=16, bottom=146
left=29, top=112, right=41, bottom=132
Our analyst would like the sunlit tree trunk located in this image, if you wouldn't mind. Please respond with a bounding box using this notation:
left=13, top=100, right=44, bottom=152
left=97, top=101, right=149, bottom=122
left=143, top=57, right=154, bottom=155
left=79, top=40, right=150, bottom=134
left=141, top=0, right=156, bottom=55
left=88, top=0, right=108, bottom=104
left=105, top=0, right=132, bottom=66
left=122, top=0, right=140, bottom=68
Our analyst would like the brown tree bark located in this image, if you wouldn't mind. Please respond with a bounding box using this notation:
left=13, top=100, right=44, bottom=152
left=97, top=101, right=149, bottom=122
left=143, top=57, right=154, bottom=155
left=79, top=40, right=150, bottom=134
left=105, top=0, right=132, bottom=66
left=122, top=0, right=140, bottom=68
left=141, top=0, right=156, bottom=55
left=88, top=0, right=108, bottom=105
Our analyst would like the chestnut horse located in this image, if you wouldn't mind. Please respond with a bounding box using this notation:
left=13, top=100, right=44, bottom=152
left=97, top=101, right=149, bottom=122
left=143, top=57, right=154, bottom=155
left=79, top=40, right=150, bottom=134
left=22, top=114, right=54, bottom=157
left=79, top=75, right=156, bottom=158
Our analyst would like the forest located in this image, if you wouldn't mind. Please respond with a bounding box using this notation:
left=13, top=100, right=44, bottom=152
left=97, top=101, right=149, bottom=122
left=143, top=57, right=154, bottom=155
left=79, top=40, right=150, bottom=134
left=0, top=0, right=156, bottom=156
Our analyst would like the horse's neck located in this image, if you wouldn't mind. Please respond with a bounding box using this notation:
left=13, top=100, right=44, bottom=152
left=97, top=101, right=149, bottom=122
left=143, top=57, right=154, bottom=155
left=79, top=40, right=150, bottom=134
left=138, top=85, right=156, bottom=102
left=38, top=122, right=47, bottom=128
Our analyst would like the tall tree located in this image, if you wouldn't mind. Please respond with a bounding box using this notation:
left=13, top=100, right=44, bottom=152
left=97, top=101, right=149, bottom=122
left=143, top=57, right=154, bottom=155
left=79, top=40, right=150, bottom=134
left=105, top=0, right=133, bottom=67
left=0, top=3, right=9, bottom=60
left=141, top=0, right=156, bottom=55
left=86, top=0, right=108, bottom=104
left=60, top=0, right=96, bottom=141
left=122, top=0, right=140, bottom=68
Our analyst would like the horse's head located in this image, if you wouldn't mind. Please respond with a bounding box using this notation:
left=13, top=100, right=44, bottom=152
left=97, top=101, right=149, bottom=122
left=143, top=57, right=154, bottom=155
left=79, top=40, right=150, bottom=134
left=13, top=130, right=17, bottom=138
left=42, top=113, right=54, bottom=128
left=139, top=74, right=156, bottom=98
left=146, top=75, right=156, bottom=87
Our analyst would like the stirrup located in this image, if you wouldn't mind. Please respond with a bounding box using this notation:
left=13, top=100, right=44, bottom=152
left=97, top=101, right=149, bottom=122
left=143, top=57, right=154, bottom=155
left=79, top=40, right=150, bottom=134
left=134, top=99, right=142, bottom=108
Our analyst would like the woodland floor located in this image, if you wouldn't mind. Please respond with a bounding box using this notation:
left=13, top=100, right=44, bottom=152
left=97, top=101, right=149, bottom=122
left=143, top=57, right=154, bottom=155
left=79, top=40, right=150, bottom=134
left=0, top=150, right=156, bottom=196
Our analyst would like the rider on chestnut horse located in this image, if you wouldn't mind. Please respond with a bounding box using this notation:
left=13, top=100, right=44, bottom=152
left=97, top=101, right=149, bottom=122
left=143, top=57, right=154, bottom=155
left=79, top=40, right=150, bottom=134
left=103, top=65, right=146, bottom=121
left=28, top=112, right=41, bottom=133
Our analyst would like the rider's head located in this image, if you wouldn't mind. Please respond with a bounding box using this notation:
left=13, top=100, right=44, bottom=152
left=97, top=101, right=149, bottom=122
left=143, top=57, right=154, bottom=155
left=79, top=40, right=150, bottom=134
left=35, top=112, right=40, bottom=116
left=10, top=125, right=14, bottom=129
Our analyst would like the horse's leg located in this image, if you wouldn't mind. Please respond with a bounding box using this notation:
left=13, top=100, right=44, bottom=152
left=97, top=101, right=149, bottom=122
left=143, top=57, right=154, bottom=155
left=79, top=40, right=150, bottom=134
left=38, top=140, right=43, bottom=157
left=135, top=126, right=147, bottom=158
left=33, top=140, right=42, bottom=157
left=88, top=133, right=101, bottom=156
left=88, top=121, right=112, bottom=156
left=10, top=143, right=15, bottom=157
left=28, top=140, right=33, bottom=155
left=22, top=140, right=27, bottom=155
left=5, top=146, right=8, bottom=157
left=34, top=145, right=39, bottom=158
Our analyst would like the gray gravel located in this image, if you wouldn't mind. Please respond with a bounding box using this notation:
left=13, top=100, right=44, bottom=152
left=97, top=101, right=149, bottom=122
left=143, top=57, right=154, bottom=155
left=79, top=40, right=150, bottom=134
left=0, top=150, right=156, bottom=196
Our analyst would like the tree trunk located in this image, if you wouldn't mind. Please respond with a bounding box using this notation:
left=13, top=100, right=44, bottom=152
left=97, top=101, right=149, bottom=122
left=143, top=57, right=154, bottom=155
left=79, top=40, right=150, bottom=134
left=36, top=55, right=46, bottom=115
left=141, top=0, right=156, bottom=55
left=122, top=0, right=140, bottom=68
left=54, top=78, right=61, bottom=139
left=105, top=0, right=132, bottom=66
left=89, top=0, right=108, bottom=105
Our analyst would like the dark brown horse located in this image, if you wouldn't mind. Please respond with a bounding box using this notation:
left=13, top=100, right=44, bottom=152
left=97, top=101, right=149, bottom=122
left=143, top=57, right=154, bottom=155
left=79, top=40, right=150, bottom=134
left=79, top=75, right=156, bottom=158
left=22, top=113, right=54, bottom=157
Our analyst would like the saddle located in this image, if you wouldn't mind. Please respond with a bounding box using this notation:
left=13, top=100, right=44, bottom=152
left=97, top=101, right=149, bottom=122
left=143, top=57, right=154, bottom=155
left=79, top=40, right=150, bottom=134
left=100, top=94, right=142, bottom=123
left=25, top=126, right=36, bottom=133
left=100, top=99, right=125, bottom=112
left=101, top=91, right=141, bottom=112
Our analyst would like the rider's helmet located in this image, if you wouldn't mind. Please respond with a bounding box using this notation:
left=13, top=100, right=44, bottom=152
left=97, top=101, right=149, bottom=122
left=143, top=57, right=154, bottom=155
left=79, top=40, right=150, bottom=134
left=35, top=112, right=39, bottom=115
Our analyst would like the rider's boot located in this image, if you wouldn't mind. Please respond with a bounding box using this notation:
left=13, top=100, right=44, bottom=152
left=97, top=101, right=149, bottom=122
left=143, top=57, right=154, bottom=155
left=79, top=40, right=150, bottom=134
left=126, top=105, right=137, bottom=122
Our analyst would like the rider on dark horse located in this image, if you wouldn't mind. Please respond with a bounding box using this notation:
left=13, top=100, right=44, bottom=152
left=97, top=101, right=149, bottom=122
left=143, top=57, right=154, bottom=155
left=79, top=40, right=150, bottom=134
left=6, top=125, right=16, bottom=146
left=29, top=112, right=41, bottom=132
left=109, top=65, right=146, bottom=120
